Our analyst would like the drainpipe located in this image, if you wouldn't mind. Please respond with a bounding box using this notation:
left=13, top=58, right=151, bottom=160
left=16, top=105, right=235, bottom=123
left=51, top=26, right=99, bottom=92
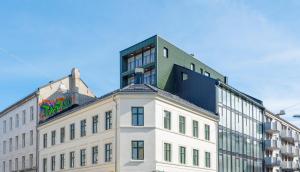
left=35, top=92, right=39, bottom=172
left=113, top=95, right=118, bottom=172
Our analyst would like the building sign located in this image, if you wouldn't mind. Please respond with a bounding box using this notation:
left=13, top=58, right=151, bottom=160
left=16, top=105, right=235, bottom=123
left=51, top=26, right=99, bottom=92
left=39, top=95, right=74, bottom=121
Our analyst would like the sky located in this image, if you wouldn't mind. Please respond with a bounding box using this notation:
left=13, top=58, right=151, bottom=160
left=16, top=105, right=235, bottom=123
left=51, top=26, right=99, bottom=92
left=1, top=0, right=300, bottom=125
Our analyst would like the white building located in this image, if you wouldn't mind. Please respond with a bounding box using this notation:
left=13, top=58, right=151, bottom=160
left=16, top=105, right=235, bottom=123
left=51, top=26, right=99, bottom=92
left=38, top=84, right=219, bottom=172
left=0, top=68, right=95, bottom=172
left=264, top=110, right=300, bottom=172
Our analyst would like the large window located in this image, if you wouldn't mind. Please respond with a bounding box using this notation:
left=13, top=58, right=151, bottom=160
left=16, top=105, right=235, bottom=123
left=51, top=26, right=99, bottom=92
left=92, top=115, right=98, bottom=134
left=127, top=56, right=135, bottom=71
left=92, top=146, right=98, bottom=164
left=191, top=63, right=195, bottom=71
left=43, top=158, right=47, bottom=172
left=164, top=143, right=171, bottom=162
left=70, top=123, right=75, bottom=140
left=22, top=156, right=25, bottom=170
left=30, top=130, right=33, bottom=145
left=143, top=69, right=156, bottom=85
left=193, top=120, right=199, bottom=138
left=135, top=53, right=143, bottom=67
left=51, top=156, right=55, bottom=171
left=105, top=111, right=112, bottom=130
left=80, top=149, right=86, bottom=166
left=179, top=116, right=186, bottom=134
left=15, top=158, right=18, bottom=171
left=132, top=141, right=144, bottom=160
left=132, top=107, right=144, bottom=126
left=16, top=114, right=19, bottom=128
left=80, top=120, right=86, bottom=137
left=22, top=110, right=26, bottom=124
left=60, top=154, right=64, bottom=169
left=3, top=141, right=6, bottom=154
left=179, top=146, right=186, bottom=164
left=143, top=48, right=155, bottom=65
left=69, top=152, right=75, bottom=168
left=205, top=152, right=211, bottom=168
left=22, top=133, right=25, bottom=148
left=105, top=143, right=112, bottom=162
left=3, top=120, right=6, bottom=133
left=205, top=124, right=210, bottom=140
left=164, top=111, right=171, bottom=130
left=9, top=117, right=12, bottom=130
left=60, top=127, right=65, bottom=143
left=43, top=134, right=47, bottom=148
left=30, top=106, right=34, bottom=121
left=15, top=136, right=19, bottom=150
left=9, top=138, right=12, bottom=152
left=193, top=149, right=199, bottom=166
left=51, top=130, right=56, bottom=145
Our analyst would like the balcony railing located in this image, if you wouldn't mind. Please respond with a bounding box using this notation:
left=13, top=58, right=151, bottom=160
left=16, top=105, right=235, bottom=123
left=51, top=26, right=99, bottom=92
left=264, top=157, right=281, bottom=167
left=281, top=161, right=299, bottom=170
left=264, top=140, right=281, bottom=150
left=281, top=130, right=294, bottom=142
left=264, top=122, right=280, bottom=133
left=281, top=145, right=297, bottom=156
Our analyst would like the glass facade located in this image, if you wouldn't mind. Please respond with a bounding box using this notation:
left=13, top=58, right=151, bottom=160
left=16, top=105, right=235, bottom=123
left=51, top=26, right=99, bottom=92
left=217, top=86, right=263, bottom=172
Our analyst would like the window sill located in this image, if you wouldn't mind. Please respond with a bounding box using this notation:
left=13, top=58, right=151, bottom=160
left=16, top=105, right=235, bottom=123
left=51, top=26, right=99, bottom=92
left=130, top=160, right=144, bottom=163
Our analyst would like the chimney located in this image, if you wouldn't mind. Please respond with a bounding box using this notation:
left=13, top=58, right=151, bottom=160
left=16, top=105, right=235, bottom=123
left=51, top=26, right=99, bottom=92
left=134, top=68, right=144, bottom=84
left=71, top=68, right=80, bottom=104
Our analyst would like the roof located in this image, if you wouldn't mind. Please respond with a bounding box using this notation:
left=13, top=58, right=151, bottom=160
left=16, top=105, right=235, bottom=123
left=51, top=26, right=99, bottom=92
left=266, top=109, right=300, bottom=132
left=39, top=84, right=218, bottom=126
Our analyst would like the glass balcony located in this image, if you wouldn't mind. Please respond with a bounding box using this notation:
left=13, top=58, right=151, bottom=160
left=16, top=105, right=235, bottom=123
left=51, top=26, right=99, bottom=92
left=264, top=122, right=280, bottom=133
left=281, top=161, right=299, bottom=170
left=281, top=130, right=294, bottom=142
left=281, top=145, right=296, bottom=156
left=264, top=139, right=281, bottom=150
left=264, top=157, right=281, bottom=167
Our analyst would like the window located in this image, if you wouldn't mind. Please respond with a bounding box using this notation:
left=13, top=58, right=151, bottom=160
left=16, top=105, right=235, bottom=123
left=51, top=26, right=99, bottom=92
left=60, top=154, right=65, bottom=169
left=179, top=116, right=186, bottom=134
left=127, top=56, right=135, bottom=71
left=132, top=141, right=144, bottom=160
left=143, top=48, right=155, bottom=65
left=92, top=115, right=98, bottom=134
left=80, top=149, right=86, bottom=166
left=15, top=158, right=18, bottom=171
left=22, top=156, right=25, bottom=169
left=69, top=151, right=75, bottom=168
left=51, top=130, right=56, bottom=145
left=205, top=124, right=210, bottom=140
left=193, top=120, right=199, bottom=138
left=105, top=111, right=112, bottom=130
left=164, top=143, right=171, bottom=162
left=182, top=72, right=188, bottom=81
left=105, top=143, right=112, bottom=162
left=204, top=71, right=210, bottom=77
left=70, top=123, right=75, bottom=140
left=30, top=130, right=33, bottom=145
left=9, top=160, right=12, bottom=172
left=60, top=127, right=65, bottom=143
left=191, top=63, right=195, bottom=71
left=9, top=138, right=12, bottom=152
left=29, top=154, right=33, bottom=169
left=50, top=156, right=56, bottom=171
left=2, top=161, right=5, bottom=172
left=179, top=146, right=186, bottom=164
left=43, top=158, right=47, bottom=172
left=9, top=117, right=12, bottom=130
left=163, top=47, right=168, bottom=58
left=22, top=133, right=25, bottom=148
left=3, top=141, right=6, bottom=154
left=132, top=107, right=144, bottom=126
left=15, top=136, right=19, bottom=150
left=30, top=106, right=34, bottom=121
left=43, top=134, right=47, bottom=148
left=193, top=149, right=199, bottom=166
left=3, top=120, right=6, bottom=133
left=22, top=110, right=26, bottom=124
left=164, top=111, right=171, bottom=130
left=205, top=152, right=211, bottom=168
left=16, top=114, right=19, bottom=128
left=143, top=69, right=156, bottom=85
left=92, top=146, right=98, bottom=164
left=135, top=53, right=143, bottom=67
left=80, top=120, right=86, bottom=137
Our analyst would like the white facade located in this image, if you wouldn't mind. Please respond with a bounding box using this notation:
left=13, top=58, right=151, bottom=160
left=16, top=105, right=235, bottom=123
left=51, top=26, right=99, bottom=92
left=38, top=86, right=218, bottom=172
left=264, top=110, right=300, bottom=172
left=0, top=68, right=95, bottom=172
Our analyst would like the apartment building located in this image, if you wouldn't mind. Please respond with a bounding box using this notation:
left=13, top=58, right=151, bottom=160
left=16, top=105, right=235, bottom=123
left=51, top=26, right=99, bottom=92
left=0, top=68, right=95, bottom=172
left=264, top=110, right=300, bottom=172
left=119, top=36, right=264, bottom=172
left=38, top=84, right=218, bottom=172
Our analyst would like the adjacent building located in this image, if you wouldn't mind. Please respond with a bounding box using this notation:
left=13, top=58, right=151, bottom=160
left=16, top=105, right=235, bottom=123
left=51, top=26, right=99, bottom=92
left=0, top=68, right=95, bottom=172
left=264, top=110, right=300, bottom=172
left=38, top=84, right=218, bottom=172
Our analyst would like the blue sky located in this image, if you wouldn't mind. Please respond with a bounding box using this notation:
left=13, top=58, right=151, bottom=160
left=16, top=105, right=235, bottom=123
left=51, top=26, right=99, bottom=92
left=1, top=0, right=300, bottom=125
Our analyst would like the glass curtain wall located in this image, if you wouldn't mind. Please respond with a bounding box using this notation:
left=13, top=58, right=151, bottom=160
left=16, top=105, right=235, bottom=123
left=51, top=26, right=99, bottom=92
left=217, top=86, right=263, bottom=172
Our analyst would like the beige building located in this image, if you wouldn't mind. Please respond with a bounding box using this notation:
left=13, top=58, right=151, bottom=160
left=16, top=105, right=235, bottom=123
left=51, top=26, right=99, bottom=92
left=0, top=68, right=95, bottom=172
left=38, top=84, right=219, bottom=172
left=264, top=110, right=300, bottom=172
